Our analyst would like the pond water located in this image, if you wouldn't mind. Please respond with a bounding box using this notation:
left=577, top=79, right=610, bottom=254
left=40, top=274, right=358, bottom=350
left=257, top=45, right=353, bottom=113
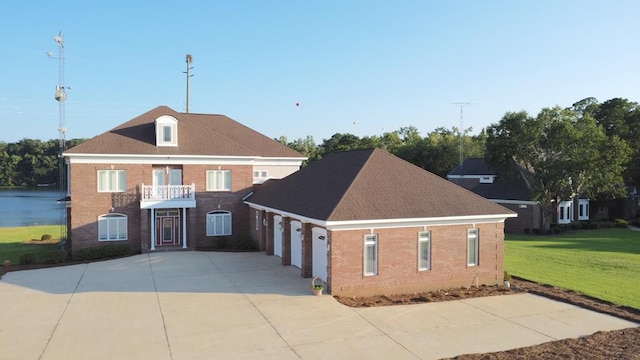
left=0, top=188, right=64, bottom=227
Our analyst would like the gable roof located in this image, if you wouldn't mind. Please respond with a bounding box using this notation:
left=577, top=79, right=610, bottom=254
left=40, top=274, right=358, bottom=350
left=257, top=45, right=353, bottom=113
left=64, top=106, right=303, bottom=158
left=246, top=149, right=515, bottom=222
left=448, top=158, right=532, bottom=201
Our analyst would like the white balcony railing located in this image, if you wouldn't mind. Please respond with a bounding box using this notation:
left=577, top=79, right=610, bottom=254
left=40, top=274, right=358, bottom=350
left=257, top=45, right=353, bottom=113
left=141, top=184, right=195, bottom=201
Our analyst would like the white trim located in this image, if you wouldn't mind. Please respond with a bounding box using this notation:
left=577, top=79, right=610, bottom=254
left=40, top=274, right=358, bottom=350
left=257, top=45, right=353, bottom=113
left=447, top=174, right=496, bottom=179
left=418, top=230, right=431, bottom=271
left=150, top=208, right=156, bottom=251
left=64, top=153, right=306, bottom=166
left=364, top=234, right=378, bottom=276
left=490, top=199, right=539, bottom=205
left=182, top=207, right=187, bottom=249
left=245, top=202, right=516, bottom=231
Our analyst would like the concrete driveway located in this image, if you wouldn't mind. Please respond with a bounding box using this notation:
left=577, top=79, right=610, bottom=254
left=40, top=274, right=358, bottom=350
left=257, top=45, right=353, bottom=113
left=0, top=252, right=636, bottom=360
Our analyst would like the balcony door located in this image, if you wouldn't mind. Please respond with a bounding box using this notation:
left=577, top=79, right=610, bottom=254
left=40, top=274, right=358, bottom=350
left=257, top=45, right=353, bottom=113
left=153, top=168, right=182, bottom=198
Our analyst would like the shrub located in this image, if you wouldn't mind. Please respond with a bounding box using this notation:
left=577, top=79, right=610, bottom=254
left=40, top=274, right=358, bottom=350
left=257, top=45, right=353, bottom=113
left=215, top=237, right=229, bottom=249
left=41, top=234, right=53, bottom=241
left=503, top=270, right=512, bottom=282
left=19, top=253, right=37, bottom=265
left=570, top=223, right=581, bottom=230
left=234, top=237, right=258, bottom=251
left=615, top=219, right=629, bottom=228
left=73, top=244, right=130, bottom=261
left=43, top=250, right=66, bottom=264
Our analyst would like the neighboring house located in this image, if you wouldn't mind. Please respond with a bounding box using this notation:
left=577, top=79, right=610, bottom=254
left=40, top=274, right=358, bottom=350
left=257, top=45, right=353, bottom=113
left=592, top=186, right=639, bottom=220
left=245, top=149, right=516, bottom=297
left=448, top=158, right=589, bottom=233
left=63, top=106, right=305, bottom=253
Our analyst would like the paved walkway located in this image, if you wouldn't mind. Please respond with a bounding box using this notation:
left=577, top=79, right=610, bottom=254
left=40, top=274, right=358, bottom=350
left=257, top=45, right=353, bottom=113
left=0, top=252, right=637, bottom=360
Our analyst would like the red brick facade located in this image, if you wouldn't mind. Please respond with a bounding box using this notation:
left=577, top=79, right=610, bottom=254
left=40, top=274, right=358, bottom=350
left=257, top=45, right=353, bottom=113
left=68, top=163, right=256, bottom=254
left=248, top=210, right=507, bottom=297
left=328, top=223, right=505, bottom=296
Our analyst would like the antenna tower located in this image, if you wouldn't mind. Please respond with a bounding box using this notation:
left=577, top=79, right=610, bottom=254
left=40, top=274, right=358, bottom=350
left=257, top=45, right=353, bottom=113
left=184, top=54, right=194, bottom=113
left=51, top=31, right=68, bottom=243
left=453, top=102, right=471, bottom=167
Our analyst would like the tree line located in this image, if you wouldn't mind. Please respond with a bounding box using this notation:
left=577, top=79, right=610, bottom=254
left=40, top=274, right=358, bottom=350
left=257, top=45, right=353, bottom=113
left=2, top=96, right=637, bottom=205
left=278, top=97, right=639, bottom=203
left=0, top=139, right=85, bottom=187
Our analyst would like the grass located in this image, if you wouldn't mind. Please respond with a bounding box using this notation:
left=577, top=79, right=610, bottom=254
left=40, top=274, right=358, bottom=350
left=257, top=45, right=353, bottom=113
left=0, top=225, right=64, bottom=264
left=505, top=228, right=640, bottom=309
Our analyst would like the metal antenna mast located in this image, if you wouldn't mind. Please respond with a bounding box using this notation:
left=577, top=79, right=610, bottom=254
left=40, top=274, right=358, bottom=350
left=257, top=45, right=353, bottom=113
left=184, top=54, right=193, bottom=113
left=453, top=102, right=471, bottom=167
left=50, top=31, right=68, bottom=243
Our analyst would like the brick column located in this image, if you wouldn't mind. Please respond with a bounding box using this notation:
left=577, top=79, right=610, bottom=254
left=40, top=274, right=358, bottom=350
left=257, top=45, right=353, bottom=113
left=188, top=207, right=197, bottom=250
left=266, top=213, right=274, bottom=255
left=140, top=209, right=150, bottom=253
left=301, top=223, right=312, bottom=278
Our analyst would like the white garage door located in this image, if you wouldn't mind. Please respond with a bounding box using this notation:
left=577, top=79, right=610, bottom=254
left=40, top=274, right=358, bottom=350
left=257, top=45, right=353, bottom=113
left=274, top=215, right=283, bottom=257
left=291, top=221, right=302, bottom=268
left=312, top=227, right=328, bottom=282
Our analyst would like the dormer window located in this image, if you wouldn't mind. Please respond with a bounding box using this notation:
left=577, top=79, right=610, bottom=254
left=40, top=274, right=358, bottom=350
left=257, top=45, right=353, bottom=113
left=479, top=176, right=495, bottom=184
left=155, top=115, right=178, bottom=147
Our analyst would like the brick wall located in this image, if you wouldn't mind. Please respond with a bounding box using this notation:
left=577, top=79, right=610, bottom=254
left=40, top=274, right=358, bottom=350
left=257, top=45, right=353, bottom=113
left=329, top=223, right=505, bottom=297
left=69, top=163, right=148, bottom=252
left=68, top=163, right=254, bottom=253
left=498, top=203, right=542, bottom=233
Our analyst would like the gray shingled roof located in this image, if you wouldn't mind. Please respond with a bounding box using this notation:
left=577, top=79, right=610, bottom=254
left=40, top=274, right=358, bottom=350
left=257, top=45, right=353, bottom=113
left=65, top=106, right=303, bottom=158
left=247, top=149, right=515, bottom=221
left=448, top=158, right=533, bottom=201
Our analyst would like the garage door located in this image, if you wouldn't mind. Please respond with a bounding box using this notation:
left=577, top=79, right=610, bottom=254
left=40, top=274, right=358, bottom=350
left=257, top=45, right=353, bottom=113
left=312, top=227, right=328, bottom=281
left=274, top=215, right=283, bottom=257
left=291, top=221, right=302, bottom=268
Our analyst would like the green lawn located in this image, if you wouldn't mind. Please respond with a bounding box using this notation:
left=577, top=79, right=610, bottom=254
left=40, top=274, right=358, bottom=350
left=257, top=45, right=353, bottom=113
left=0, top=225, right=64, bottom=264
left=505, top=228, right=640, bottom=309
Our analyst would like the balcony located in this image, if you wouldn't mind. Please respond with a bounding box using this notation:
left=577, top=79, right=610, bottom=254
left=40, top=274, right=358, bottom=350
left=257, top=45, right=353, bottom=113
left=140, top=184, right=196, bottom=209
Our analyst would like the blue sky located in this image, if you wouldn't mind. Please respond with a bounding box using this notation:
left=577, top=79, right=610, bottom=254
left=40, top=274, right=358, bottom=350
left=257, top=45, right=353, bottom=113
left=1, top=1, right=639, bottom=144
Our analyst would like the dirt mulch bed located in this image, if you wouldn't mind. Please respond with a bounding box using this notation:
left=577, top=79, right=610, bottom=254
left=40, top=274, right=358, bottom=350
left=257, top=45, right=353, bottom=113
left=335, top=277, right=640, bottom=359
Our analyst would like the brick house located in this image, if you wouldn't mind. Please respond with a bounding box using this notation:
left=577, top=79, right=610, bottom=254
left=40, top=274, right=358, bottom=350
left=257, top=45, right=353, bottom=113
left=63, top=106, right=305, bottom=253
left=448, top=158, right=590, bottom=233
left=245, top=149, right=516, bottom=297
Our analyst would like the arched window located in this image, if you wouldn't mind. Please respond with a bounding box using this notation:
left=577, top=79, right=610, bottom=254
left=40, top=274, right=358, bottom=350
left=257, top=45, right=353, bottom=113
left=98, top=213, right=128, bottom=241
left=206, top=211, right=232, bottom=236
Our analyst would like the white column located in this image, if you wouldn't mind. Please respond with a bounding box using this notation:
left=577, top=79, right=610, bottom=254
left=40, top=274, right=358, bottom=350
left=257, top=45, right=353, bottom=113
left=150, top=208, right=156, bottom=251
left=182, top=207, right=187, bottom=249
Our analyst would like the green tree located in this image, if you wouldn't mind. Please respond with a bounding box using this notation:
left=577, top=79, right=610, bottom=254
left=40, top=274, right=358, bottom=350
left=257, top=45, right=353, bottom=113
left=486, top=107, right=630, bottom=228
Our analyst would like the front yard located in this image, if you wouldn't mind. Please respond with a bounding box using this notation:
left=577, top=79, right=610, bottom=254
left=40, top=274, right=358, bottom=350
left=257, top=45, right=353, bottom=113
left=505, top=228, right=640, bottom=309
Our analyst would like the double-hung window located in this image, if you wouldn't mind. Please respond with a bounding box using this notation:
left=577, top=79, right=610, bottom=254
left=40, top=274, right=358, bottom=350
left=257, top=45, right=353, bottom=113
left=206, top=211, right=232, bottom=236
left=98, top=214, right=127, bottom=241
left=364, top=234, right=378, bottom=276
left=418, top=231, right=431, bottom=270
left=467, top=228, right=479, bottom=266
left=206, top=170, right=231, bottom=191
left=97, top=170, right=127, bottom=192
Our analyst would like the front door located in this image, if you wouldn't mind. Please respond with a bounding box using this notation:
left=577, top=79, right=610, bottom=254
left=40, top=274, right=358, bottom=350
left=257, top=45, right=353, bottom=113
left=274, top=215, right=283, bottom=257
left=155, top=209, right=180, bottom=246
left=291, top=221, right=302, bottom=268
left=312, top=227, right=328, bottom=281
